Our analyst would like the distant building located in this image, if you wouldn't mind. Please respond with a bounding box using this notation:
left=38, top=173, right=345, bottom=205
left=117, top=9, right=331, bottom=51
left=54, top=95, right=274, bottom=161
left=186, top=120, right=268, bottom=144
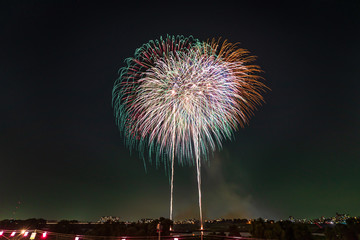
left=98, top=216, right=120, bottom=223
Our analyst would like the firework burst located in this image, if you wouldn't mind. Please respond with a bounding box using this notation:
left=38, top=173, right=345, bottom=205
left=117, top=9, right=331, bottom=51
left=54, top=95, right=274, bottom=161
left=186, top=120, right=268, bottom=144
left=112, top=35, right=266, bottom=228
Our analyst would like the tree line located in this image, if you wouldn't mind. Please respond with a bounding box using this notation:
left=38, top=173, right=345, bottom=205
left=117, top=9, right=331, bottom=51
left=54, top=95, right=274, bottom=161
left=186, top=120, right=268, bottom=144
left=0, top=217, right=360, bottom=239
left=0, top=218, right=172, bottom=236
left=245, top=218, right=360, bottom=240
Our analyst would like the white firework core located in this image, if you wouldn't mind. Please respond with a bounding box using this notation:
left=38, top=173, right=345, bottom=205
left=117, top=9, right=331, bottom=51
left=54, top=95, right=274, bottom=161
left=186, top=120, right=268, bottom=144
left=134, top=49, right=245, bottom=166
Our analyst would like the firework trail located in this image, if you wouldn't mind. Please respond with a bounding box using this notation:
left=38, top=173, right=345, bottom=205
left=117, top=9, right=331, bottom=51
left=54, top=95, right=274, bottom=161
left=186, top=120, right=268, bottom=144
left=112, top=35, right=266, bottom=229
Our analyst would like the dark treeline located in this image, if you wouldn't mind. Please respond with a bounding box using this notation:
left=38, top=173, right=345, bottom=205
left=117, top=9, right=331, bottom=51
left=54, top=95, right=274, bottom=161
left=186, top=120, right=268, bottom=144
left=0, top=218, right=47, bottom=229
left=249, top=219, right=313, bottom=240
left=246, top=218, right=360, bottom=240
left=1, top=217, right=360, bottom=239
left=0, top=217, right=172, bottom=236
left=324, top=218, right=360, bottom=240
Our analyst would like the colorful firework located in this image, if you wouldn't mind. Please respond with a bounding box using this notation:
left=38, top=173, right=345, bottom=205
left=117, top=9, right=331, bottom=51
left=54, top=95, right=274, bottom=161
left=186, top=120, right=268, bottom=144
left=112, top=35, right=266, bottom=228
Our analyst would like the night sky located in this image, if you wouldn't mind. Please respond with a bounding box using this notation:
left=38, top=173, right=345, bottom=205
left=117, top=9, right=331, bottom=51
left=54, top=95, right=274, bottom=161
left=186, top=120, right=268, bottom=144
left=1, top=1, right=359, bottom=222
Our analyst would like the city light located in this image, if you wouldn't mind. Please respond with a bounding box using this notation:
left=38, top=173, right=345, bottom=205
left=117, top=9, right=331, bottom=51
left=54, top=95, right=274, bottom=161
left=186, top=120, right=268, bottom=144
left=0, top=231, right=3, bottom=236
left=11, top=232, right=16, bottom=237
left=174, top=238, right=179, bottom=240
left=24, top=232, right=29, bottom=237
left=75, top=237, right=79, bottom=240
left=21, top=231, right=26, bottom=234
left=42, top=232, right=47, bottom=238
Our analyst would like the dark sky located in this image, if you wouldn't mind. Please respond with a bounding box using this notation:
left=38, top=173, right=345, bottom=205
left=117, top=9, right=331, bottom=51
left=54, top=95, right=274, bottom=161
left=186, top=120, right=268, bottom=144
left=1, top=0, right=359, bottom=222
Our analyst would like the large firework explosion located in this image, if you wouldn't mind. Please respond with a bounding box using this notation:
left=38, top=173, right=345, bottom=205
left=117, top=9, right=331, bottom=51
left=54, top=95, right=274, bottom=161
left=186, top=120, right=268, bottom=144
left=112, top=35, right=266, bottom=228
